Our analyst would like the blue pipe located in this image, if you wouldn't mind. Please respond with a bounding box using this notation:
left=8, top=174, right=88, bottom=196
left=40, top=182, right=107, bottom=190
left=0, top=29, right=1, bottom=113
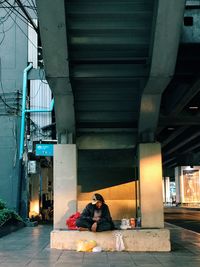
left=19, top=63, right=33, bottom=159
left=19, top=64, right=54, bottom=159
left=25, top=98, right=54, bottom=113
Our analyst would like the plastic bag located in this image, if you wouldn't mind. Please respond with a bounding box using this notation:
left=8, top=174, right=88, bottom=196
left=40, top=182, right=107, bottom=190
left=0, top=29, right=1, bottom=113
left=92, top=246, right=102, bottom=253
left=115, top=232, right=125, bottom=251
left=66, top=212, right=80, bottom=230
left=76, top=240, right=97, bottom=252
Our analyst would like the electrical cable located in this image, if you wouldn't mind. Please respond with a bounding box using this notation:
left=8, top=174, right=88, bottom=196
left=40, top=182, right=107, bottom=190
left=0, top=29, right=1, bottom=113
left=0, top=57, right=22, bottom=112
left=0, top=58, right=6, bottom=102
left=29, top=0, right=36, bottom=9
left=26, top=0, right=37, bottom=16
left=2, top=3, right=37, bottom=49
left=1, top=1, right=35, bottom=32
left=0, top=4, right=16, bottom=37
left=0, top=25, right=5, bottom=45
left=3, top=1, right=35, bottom=30
left=0, top=19, right=15, bottom=34
left=29, top=82, right=42, bottom=99
left=30, top=118, right=50, bottom=138
left=14, top=0, right=38, bottom=32
left=0, top=96, right=19, bottom=111
left=1, top=2, right=39, bottom=53
left=39, top=69, right=48, bottom=84
left=0, top=5, right=37, bottom=10
left=0, top=2, right=13, bottom=23
left=4, top=0, right=31, bottom=22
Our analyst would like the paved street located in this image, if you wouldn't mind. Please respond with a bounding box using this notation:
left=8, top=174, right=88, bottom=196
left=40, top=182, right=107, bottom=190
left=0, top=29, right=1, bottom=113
left=1, top=222, right=200, bottom=266
left=165, top=207, right=200, bottom=233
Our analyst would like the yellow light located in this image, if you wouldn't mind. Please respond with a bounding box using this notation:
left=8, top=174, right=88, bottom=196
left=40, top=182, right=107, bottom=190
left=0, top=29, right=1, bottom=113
left=29, top=200, right=39, bottom=217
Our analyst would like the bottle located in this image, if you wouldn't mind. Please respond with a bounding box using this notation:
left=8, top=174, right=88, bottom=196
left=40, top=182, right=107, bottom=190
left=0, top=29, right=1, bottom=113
left=136, top=217, right=141, bottom=227
left=130, top=218, right=135, bottom=228
left=136, top=207, right=141, bottom=227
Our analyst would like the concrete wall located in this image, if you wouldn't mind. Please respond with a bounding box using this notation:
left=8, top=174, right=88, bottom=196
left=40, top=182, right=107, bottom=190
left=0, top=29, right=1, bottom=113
left=78, top=149, right=136, bottom=191
left=0, top=10, right=28, bottom=209
left=0, top=117, right=21, bottom=209
left=77, top=149, right=137, bottom=219
left=78, top=181, right=138, bottom=220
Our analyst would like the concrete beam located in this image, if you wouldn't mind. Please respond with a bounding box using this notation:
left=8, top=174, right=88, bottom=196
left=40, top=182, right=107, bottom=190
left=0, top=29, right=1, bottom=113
left=53, top=93, right=75, bottom=140
left=36, top=0, right=75, bottom=140
left=77, top=133, right=137, bottom=150
left=36, top=0, right=69, bottom=77
left=161, top=127, right=188, bottom=148
left=139, top=0, right=185, bottom=137
left=159, top=115, right=200, bottom=126
left=164, top=131, right=200, bottom=156
left=165, top=79, right=200, bottom=115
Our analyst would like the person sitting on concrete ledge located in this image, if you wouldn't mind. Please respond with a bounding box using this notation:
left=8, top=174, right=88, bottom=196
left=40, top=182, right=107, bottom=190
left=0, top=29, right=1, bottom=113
left=76, top=193, right=115, bottom=232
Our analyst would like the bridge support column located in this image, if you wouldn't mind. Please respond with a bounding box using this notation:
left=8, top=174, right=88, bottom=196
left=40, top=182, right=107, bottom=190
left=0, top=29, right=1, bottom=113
left=53, top=144, right=77, bottom=229
left=138, top=143, right=164, bottom=228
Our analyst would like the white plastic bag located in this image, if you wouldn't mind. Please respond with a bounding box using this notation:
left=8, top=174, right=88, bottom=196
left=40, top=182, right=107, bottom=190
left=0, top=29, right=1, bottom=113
left=92, top=246, right=102, bottom=253
left=115, top=232, right=125, bottom=251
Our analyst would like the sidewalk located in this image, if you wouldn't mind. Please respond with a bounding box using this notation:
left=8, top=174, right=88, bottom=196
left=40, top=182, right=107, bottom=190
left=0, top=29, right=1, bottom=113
left=0, top=223, right=200, bottom=267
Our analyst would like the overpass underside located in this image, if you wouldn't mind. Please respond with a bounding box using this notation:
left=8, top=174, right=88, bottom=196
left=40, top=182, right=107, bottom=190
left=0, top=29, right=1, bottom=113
left=36, top=0, right=186, bottom=228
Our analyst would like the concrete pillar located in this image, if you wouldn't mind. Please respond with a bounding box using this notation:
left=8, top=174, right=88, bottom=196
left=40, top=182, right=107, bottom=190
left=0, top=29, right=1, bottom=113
left=175, top=167, right=181, bottom=203
left=163, top=177, right=170, bottom=204
left=54, top=144, right=77, bottom=229
left=165, top=177, right=171, bottom=203
left=138, top=143, right=164, bottom=228
left=162, top=177, right=165, bottom=203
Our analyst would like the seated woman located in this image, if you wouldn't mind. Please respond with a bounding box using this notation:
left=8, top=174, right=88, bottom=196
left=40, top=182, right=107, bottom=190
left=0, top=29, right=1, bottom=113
left=76, top=193, right=114, bottom=232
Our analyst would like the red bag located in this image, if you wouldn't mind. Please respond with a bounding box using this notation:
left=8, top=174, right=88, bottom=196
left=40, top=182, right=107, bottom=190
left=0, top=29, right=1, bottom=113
left=66, top=212, right=81, bottom=230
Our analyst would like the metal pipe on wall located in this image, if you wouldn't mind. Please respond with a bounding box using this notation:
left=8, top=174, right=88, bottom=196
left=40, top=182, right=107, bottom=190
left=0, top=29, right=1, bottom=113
left=19, top=64, right=54, bottom=159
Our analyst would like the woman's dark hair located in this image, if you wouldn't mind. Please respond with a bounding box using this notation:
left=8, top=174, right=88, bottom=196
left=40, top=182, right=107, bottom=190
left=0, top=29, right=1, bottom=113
left=94, top=193, right=105, bottom=203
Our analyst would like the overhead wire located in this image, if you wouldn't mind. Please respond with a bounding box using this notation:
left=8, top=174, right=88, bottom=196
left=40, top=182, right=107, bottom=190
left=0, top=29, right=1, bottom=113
left=0, top=9, right=23, bottom=113
left=30, top=118, right=50, bottom=138
left=1, top=2, right=38, bottom=49
left=0, top=1, right=47, bottom=114
left=14, top=0, right=38, bottom=32
left=0, top=5, right=37, bottom=10
left=3, top=0, right=35, bottom=30
left=0, top=58, right=6, bottom=102
left=29, top=82, right=43, bottom=99
left=0, top=18, right=15, bottom=34
left=1, top=1, right=38, bottom=47
left=26, top=0, right=37, bottom=16
left=0, top=23, right=5, bottom=45
left=1, top=0, right=37, bottom=40
left=29, top=0, right=36, bottom=9
left=0, top=2, right=13, bottom=22
left=39, top=69, right=48, bottom=84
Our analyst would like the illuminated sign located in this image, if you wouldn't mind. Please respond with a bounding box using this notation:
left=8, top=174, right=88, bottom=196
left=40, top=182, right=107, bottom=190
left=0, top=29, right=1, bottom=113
left=36, top=144, right=54, bottom=156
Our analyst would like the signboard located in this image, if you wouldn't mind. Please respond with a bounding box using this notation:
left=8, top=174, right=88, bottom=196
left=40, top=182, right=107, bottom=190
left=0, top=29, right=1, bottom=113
left=183, top=169, right=200, bottom=203
left=36, top=144, right=54, bottom=156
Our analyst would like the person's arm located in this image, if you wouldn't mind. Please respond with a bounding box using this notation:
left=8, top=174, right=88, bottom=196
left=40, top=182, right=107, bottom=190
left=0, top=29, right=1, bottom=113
left=98, top=204, right=112, bottom=223
left=80, top=203, right=93, bottom=220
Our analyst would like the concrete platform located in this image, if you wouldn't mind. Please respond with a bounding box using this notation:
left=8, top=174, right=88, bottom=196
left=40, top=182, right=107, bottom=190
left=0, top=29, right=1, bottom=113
left=51, top=228, right=171, bottom=251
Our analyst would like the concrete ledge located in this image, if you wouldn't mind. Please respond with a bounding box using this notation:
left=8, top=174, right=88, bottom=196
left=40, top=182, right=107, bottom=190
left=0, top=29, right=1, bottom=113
left=51, top=228, right=171, bottom=251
